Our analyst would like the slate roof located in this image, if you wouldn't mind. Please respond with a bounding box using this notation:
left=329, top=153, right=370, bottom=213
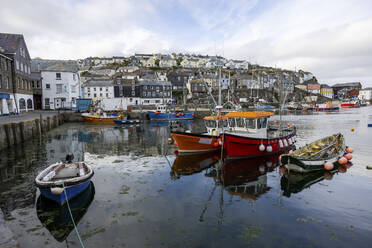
left=332, top=82, right=361, bottom=88
left=139, top=81, right=171, bottom=86
left=84, top=80, right=113, bottom=87
left=0, top=33, right=24, bottom=53
left=31, top=59, right=79, bottom=72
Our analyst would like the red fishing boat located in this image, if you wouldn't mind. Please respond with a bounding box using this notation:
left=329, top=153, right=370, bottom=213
left=222, top=112, right=296, bottom=160
left=341, top=100, right=359, bottom=108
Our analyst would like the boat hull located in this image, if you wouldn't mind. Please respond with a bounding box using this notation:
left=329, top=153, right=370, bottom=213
left=171, top=131, right=220, bottom=153
left=223, top=132, right=296, bottom=159
left=82, top=116, right=120, bottom=123
left=39, top=180, right=91, bottom=206
left=341, top=103, right=359, bottom=108
left=148, top=111, right=194, bottom=121
left=281, top=155, right=340, bottom=173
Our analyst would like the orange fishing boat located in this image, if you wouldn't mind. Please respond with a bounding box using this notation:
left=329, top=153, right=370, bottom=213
left=81, top=113, right=120, bottom=123
left=171, top=109, right=227, bottom=154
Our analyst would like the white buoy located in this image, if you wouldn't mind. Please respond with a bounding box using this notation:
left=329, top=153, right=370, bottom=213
left=259, top=164, right=265, bottom=173
left=259, top=144, right=265, bottom=151
left=266, top=145, right=273, bottom=152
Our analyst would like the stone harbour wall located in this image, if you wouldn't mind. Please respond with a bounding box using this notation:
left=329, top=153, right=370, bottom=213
left=0, top=114, right=64, bottom=151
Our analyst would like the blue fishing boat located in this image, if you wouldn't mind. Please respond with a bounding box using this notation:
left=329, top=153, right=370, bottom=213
left=148, top=105, right=193, bottom=121
left=35, top=156, right=94, bottom=205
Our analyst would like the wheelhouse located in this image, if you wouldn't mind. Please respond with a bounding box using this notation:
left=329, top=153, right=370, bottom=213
left=203, top=115, right=228, bottom=136
left=225, top=112, right=274, bottom=138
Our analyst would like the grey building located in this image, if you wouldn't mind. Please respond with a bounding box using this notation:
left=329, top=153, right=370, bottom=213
left=167, top=69, right=194, bottom=90
left=31, top=72, right=42, bottom=109
left=139, top=81, right=172, bottom=105
left=0, top=33, right=33, bottom=113
left=0, top=50, right=13, bottom=115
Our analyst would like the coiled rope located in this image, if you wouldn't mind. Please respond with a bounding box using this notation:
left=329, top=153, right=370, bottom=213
left=62, top=181, right=86, bottom=248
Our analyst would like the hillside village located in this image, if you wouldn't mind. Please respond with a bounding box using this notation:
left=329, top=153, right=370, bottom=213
left=1, top=33, right=371, bottom=114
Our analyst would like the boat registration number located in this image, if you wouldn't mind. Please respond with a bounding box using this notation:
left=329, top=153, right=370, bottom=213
left=199, top=138, right=212, bottom=144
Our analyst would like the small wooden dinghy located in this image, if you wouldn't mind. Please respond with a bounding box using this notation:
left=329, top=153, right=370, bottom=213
left=281, top=133, right=345, bottom=173
left=35, top=161, right=94, bottom=205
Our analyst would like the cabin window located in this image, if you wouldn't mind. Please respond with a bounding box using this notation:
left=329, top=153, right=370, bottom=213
left=205, top=120, right=216, bottom=128
left=228, top=118, right=235, bottom=127
left=261, top=118, right=267, bottom=128
left=236, top=118, right=245, bottom=128
left=245, top=118, right=256, bottom=129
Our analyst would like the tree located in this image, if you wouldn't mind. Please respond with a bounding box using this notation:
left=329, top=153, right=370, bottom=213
left=176, top=57, right=183, bottom=66
left=155, top=59, right=160, bottom=67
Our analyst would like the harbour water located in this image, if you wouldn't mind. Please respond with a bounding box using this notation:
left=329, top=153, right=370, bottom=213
left=0, top=107, right=372, bottom=248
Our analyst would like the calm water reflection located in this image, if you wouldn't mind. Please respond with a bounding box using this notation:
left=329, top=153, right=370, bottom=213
left=0, top=107, right=372, bottom=248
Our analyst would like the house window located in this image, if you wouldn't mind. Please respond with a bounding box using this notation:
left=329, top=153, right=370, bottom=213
left=56, top=73, right=61, bottom=80
left=94, top=93, right=97, bottom=97
left=130, top=98, right=133, bottom=102
left=144, top=86, right=147, bottom=90
left=56, top=84, right=62, bottom=94
left=100, top=87, right=102, bottom=91
left=106, top=93, right=109, bottom=97
left=16, top=60, right=19, bottom=70
left=143, top=92, right=146, bottom=97
left=88, top=93, right=91, bottom=97
left=73, top=74, right=76, bottom=80
left=100, top=93, right=102, bottom=97
left=45, top=98, right=50, bottom=106
left=87, top=88, right=90, bottom=92
left=132, top=91, right=135, bottom=96
left=46, top=83, right=50, bottom=89
left=106, top=87, right=108, bottom=91
left=71, top=86, right=76, bottom=93
left=94, top=88, right=96, bottom=91
left=6, top=76, right=9, bottom=89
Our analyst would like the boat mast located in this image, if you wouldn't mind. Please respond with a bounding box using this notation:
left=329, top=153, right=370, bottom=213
left=218, top=66, right=222, bottom=106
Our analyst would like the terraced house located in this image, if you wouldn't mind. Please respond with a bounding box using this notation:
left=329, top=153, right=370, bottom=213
left=0, top=33, right=33, bottom=113
left=0, top=49, right=13, bottom=115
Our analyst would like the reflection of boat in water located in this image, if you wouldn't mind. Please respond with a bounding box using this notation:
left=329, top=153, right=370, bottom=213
left=280, top=166, right=348, bottom=197
left=171, top=152, right=220, bottom=178
left=36, top=182, right=95, bottom=242
left=220, top=154, right=281, bottom=200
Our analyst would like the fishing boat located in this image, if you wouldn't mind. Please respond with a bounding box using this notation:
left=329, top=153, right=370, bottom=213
left=35, top=156, right=94, bottom=205
left=281, top=133, right=346, bottom=173
left=148, top=104, right=194, bottom=121
left=341, top=100, right=359, bottom=108
left=36, top=182, right=95, bottom=242
left=171, top=107, right=227, bottom=153
left=114, top=119, right=142, bottom=125
left=222, top=112, right=296, bottom=160
left=81, top=112, right=120, bottom=123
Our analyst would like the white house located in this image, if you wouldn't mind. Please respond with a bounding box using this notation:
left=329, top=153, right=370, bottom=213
left=41, top=69, right=81, bottom=110
left=359, top=88, right=372, bottom=101
left=83, top=80, right=114, bottom=101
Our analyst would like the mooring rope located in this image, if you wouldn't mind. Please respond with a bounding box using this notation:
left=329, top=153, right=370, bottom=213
left=62, top=181, right=86, bottom=248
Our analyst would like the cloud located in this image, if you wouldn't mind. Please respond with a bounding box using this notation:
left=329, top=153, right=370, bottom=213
left=0, top=0, right=371, bottom=86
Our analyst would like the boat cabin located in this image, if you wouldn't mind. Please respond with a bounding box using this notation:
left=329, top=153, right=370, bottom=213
left=156, top=104, right=167, bottom=112
left=224, top=112, right=274, bottom=138
left=203, top=115, right=228, bottom=136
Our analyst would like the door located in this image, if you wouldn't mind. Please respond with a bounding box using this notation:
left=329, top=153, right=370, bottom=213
left=54, top=98, right=61, bottom=109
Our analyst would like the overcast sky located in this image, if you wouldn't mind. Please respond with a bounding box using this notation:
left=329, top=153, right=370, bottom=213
left=1, top=0, right=372, bottom=87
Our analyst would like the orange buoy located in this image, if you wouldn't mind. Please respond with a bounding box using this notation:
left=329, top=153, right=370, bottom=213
left=338, top=157, right=347, bottom=165
left=174, top=150, right=179, bottom=155
left=279, top=166, right=286, bottom=174
left=174, top=140, right=178, bottom=146
left=155, top=111, right=159, bottom=115
left=324, top=161, right=334, bottom=170
left=345, top=147, right=354, bottom=153
left=213, top=142, right=219, bottom=148
left=344, top=154, right=352, bottom=160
